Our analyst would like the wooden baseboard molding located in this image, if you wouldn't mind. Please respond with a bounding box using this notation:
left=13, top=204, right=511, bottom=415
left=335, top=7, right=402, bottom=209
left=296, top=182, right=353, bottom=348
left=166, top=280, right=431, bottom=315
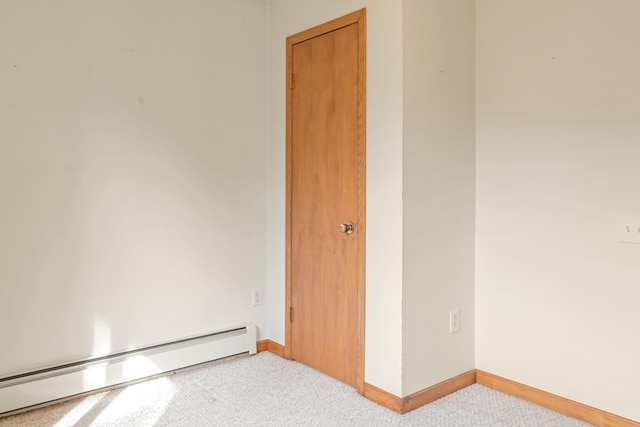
left=404, top=370, right=476, bottom=413
left=476, top=371, right=639, bottom=427
left=363, top=383, right=403, bottom=413
left=254, top=346, right=636, bottom=423
left=256, top=340, right=285, bottom=358
left=364, top=370, right=476, bottom=414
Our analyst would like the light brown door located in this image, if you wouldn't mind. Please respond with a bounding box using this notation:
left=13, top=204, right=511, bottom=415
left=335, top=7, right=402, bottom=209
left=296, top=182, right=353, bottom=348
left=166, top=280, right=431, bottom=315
left=285, top=10, right=366, bottom=391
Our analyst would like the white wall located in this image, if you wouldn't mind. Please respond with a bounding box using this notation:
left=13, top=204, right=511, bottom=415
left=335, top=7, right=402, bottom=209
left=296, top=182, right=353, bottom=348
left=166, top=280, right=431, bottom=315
left=402, top=0, right=476, bottom=396
left=5, top=0, right=635, bottom=418
left=476, top=0, right=640, bottom=421
left=0, top=0, right=268, bottom=376
left=267, top=0, right=405, bottom=396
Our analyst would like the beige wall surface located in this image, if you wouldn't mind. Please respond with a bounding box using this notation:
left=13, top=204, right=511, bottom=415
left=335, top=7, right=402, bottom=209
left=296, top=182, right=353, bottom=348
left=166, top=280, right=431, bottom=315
left=4, top=0, right=638, bottom=418
left=267, top=0, right=405, bottom=396
left=402, top=0, right=476, bottom=397
left=0, top=0, right=268, bottom=376
left=476, top=0, right=640, bottom=420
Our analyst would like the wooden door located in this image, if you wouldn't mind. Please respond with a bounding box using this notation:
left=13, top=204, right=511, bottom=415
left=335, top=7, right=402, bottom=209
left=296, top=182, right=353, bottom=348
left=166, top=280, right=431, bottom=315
left=285, top=10, right=366, bottom=391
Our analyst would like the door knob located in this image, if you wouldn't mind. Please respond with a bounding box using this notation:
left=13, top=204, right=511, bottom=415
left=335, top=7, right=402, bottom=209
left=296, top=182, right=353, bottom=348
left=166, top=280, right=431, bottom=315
left=339, top=222, right=355, bottom=234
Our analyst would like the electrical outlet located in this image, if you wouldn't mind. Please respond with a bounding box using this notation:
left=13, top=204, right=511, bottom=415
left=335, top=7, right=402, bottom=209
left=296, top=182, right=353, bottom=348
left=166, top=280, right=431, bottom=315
left=252, top=288, right=263, bottom=306
left=616, top=216, right=640, bottom=244
left=450, top=309, right=460, bottom=334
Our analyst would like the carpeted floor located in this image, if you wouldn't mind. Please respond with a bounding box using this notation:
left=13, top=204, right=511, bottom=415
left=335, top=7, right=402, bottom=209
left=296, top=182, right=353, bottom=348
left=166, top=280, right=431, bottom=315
left=0, top=352, right=593, bottom=426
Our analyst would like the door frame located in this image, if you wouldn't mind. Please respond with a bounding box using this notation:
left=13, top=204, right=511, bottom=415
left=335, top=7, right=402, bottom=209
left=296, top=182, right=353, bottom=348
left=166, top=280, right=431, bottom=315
left=284, top=8, right=366, bottom=394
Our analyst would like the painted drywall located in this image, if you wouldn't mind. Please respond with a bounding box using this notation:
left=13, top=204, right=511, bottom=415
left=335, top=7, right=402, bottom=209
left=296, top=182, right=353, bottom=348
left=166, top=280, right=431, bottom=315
left=267, top=0, right=404, bottom=396
left=0, top=0, right=268, bottom=376
left=402, top=0, right=476, bottom=397
left=476, top=0, right=640, bottom=421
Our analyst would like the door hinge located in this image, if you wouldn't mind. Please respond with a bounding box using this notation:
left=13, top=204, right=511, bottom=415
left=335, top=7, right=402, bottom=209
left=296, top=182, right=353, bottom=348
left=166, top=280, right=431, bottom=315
left=289, top=74, right=295, bottom=90
left=289, top=306, right=293, bottom=322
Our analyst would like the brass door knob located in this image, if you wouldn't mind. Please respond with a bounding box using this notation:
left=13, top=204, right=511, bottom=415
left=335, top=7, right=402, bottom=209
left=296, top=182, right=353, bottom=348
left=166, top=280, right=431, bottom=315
left=339, top=222, right=355, bottom=234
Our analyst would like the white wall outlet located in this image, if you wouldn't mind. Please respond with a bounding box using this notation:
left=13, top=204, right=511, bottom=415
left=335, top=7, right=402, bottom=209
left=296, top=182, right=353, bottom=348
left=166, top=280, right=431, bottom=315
left=616, top=216, right=640, bottom=244
left=450, top=309, right=460, bottom=334
left=252, top=288, right=263, bottom=306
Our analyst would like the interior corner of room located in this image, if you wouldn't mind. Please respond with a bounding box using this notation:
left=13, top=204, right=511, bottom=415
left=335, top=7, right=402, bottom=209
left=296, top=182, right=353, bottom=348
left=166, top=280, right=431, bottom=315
left=1, top=0, right=639, bottom=424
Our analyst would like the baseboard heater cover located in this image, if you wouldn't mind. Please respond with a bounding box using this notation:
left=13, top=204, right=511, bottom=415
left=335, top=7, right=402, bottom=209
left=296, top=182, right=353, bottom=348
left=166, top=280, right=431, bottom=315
left=0, top=323, right=257, bottom=415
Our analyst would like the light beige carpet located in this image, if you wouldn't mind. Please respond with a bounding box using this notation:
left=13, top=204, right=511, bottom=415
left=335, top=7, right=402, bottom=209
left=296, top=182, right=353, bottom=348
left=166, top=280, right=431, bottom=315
left=0, top=352, right=593, bottom=426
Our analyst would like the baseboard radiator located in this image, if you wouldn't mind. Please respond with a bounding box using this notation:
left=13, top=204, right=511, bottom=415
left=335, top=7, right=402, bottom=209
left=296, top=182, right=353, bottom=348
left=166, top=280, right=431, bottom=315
left=0, top=323, right=257, bottom=415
